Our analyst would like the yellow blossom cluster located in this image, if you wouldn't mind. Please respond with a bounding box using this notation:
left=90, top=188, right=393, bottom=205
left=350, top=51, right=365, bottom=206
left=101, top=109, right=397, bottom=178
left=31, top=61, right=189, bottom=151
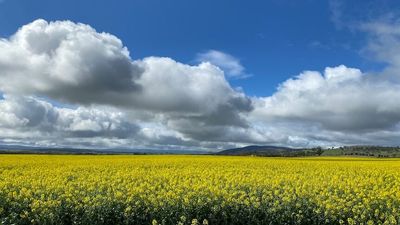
left=0, top=155, right=399, bottom=225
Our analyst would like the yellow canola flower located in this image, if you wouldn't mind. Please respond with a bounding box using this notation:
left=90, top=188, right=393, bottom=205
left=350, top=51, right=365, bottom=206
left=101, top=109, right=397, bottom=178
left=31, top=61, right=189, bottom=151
left=0, top=155, right=399, bottom=225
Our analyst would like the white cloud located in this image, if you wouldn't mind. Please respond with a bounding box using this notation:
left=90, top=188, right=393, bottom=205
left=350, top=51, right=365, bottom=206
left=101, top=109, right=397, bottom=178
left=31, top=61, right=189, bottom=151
left=360, top=18, right=400, bottom=75
left=2, top=19, right=400, bottom=149
left=0, top=95, right=256, bottom=150
left=0, top=20, right=251, bottom=116
left=251, top=65, right=400, bottom=134
left=195, top=50, right=250, bottom=79
left=0, top=19, right=255, bottom=149
left=134, top=56, right=251, bottom=115
left=0, top=19, right=142, bottom=105
left=0, top=95, right=139, bottom=139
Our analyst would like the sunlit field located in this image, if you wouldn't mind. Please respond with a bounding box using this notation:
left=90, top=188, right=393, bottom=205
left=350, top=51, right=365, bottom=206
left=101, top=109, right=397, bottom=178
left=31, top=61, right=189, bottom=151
left=0, top=155, right=399, bottom=225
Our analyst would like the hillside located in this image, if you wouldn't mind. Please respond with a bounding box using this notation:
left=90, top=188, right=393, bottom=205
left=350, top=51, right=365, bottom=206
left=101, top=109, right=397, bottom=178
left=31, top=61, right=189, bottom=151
left=0, top=145, right=209, bottom=155
left=219, top=145, right=400, bottom=157
left=218, top=145, right=323, bottom=157
left=322, top=146, right=400, bottom=157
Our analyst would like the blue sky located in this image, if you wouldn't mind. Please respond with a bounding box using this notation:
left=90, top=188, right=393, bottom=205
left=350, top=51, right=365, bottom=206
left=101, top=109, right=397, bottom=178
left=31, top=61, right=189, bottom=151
left=1, top=0, right=400, bottom=150
left=0, top=0, right=385, bottom=96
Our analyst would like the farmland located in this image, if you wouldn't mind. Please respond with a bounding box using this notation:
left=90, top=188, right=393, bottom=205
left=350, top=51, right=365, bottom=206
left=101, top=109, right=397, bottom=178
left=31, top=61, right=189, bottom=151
left=0, top=155, right=399, bottom=225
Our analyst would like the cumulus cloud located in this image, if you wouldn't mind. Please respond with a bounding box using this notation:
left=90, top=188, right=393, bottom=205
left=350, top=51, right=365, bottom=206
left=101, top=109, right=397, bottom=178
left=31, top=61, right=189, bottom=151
left=0, top=20, right=251, bottom=116
left=133, top=57, right=255, bottom=143
left=134, top=57, right=251, bottom=114
left=247, top=10, right=400, bottom=145
left=195, top=50, right=250, bottom=79
left=0, top=95, right=252, bottom=150
left=0, top=19, right=143, bottom=105
left=2, top=18, right=400, bottom=150
left=248, top=64, right=400, bottom=148
left=0, top=95, right=139, bottom=139
left=0, top=95, right=58, bottom=131
left=0, top=19, right=255, bottom=149
left=252, top=65, right=400, bottom=132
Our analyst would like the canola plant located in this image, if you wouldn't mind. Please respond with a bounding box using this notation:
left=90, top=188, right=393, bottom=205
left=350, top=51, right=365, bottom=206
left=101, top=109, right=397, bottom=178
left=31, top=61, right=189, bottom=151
left=0, top=155, right=399, bottom=225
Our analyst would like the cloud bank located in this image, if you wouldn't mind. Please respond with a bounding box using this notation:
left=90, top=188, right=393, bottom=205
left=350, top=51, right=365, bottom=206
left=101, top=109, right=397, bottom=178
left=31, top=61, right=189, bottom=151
left=1, top=19, right=400, bottom=150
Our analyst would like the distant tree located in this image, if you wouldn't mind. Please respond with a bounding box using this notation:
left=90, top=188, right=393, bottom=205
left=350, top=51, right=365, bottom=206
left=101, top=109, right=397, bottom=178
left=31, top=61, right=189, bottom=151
left=315, top=147, right=323, bottom=156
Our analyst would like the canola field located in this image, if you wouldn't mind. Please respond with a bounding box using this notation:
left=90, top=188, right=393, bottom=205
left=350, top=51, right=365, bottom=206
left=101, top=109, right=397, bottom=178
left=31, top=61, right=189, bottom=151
left=0, top=155, right=399, bottom=225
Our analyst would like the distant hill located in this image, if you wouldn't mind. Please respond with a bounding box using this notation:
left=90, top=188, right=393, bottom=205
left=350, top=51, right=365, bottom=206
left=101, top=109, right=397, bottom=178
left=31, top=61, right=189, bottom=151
left=1, top=144, right=400, bottom=157
left=322, top=146, right=400, bottom=158
left=0, top=145, right=209, bottom=155
left=219, top=145, right=400, bottom=157
left=217, top=145, right=321, bottom=157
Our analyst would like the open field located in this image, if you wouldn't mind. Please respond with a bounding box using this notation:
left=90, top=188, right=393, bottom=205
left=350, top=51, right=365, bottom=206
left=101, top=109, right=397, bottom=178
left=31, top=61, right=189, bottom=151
left=0, top=155, right=399, bottom=225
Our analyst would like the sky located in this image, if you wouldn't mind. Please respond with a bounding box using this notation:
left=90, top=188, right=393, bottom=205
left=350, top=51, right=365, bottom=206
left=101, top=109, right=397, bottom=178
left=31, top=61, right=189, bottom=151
left=1, top=0, right=400, bottom=150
